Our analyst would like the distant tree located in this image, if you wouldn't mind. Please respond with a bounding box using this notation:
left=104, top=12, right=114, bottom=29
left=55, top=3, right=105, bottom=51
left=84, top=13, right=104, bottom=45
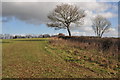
left=92, top=15, right=111, bottom=38
left=47, top=3, right=86, bottom=36
left=43, top=34, right=50, bottom=38
left=58, top=33, right=65, bottom=37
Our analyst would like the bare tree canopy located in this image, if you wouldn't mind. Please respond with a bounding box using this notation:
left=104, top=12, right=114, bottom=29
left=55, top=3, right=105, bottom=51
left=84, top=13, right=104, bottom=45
left=47, top=3, right=86, bottom=36
left=92, top=15, right=111, bottom=38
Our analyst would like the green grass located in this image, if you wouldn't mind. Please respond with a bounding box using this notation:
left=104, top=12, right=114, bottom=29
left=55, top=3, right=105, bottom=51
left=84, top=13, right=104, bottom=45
left=0, top=39, right=2, bottom=79
left=2, top=38, right=119, bottom=78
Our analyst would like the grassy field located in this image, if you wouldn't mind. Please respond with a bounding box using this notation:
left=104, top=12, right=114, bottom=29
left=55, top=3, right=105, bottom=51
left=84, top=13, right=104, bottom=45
left=0, top=39, right=2, bottom=79
left=2, top=38, right=119, bottom=78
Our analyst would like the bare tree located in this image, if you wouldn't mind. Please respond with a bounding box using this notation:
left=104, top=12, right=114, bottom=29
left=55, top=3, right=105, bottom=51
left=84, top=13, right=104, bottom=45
left=47, top=3, right=85, bottom=36
left=92, top=15, right=111, bottom=38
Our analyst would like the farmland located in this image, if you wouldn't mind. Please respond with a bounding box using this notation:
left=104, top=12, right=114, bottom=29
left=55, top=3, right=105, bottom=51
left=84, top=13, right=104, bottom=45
left=2, top=38, right=119, bottom=78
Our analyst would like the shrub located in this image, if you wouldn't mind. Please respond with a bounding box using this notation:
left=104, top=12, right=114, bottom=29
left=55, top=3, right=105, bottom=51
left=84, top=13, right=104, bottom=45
left=58, top=33, right=65, bottom=39
left=59, top=36, right=119, bottom=55
left=101, top=39, right=113, bottom=52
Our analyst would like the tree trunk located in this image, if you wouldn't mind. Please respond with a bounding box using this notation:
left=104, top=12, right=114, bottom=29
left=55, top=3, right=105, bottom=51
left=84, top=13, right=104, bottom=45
left=67, top=27, right=71, bottom=36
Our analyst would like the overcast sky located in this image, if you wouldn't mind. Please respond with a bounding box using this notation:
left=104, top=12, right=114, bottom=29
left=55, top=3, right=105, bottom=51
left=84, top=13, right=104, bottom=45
left=1, top=0, right=119, bottom=37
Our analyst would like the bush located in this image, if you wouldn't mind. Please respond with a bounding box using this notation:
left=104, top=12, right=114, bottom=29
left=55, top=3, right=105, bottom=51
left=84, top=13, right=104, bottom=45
left=60, top=36, right=119, bottom=55
left=101, top=39, right=113, bottom=51
left=58, top=33, right=65, bottom=38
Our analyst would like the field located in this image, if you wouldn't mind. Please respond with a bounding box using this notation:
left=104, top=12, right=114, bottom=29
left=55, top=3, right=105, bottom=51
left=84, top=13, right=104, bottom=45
left=2, top=38, right=119, bottom=78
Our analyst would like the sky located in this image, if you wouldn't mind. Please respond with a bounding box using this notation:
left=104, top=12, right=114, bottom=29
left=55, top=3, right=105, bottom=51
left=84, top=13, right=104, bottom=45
left=0, top=0, right=119, bottom=37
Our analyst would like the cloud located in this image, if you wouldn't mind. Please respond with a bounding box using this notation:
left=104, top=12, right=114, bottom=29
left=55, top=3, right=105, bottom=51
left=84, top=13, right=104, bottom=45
left=71, top=32, right=87, bottom=36
left=2, top=0, right=97, bottom=2
left=76, top=2, right=111, bottom=12
left=2, top=0, right=40, bottom=2
left=71, top=27, right=118, bottom=37
left=1, top=2, right=118, bottom=37
left=68, top=0, right=97, bottom=2
left=103, top=27, right=118, bottom=37
left=2, top=2, right=117, bottom=24
left=2, top=2, right=59, bottom=24
left=70, top=11, right=118, bottom=37
left=71, top=28, right=95, bottom=36
left=97, top=0, right=119, bottom=2
left=98, top=12, right=117, bottom=18
left=3, top=0, right=119, bottom=2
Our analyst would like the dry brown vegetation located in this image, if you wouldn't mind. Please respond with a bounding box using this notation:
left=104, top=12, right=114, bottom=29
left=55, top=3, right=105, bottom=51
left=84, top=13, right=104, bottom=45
left=49, top=36, right=119, bottom=78
left=60, top=36, right=119, bottom=56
